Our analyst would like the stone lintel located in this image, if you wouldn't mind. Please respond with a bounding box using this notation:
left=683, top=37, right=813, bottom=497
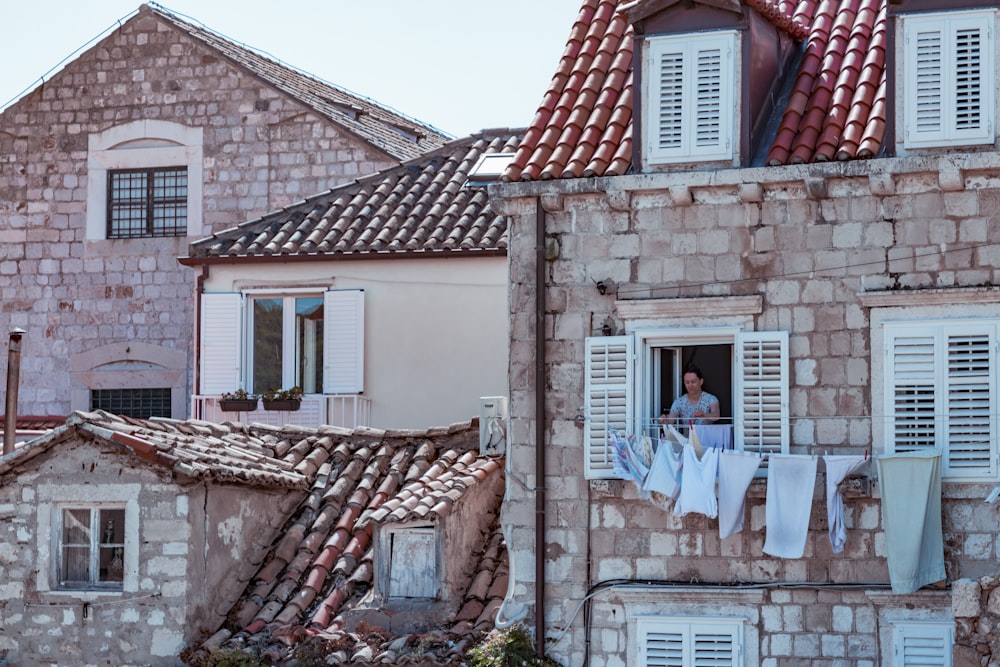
left=615, top=294, right=763, bottom=320
left=859, top=287, right=1000, bottom=309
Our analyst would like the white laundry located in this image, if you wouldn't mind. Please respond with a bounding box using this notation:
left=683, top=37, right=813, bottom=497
left=673, top=444, right=720, bottom=519
left=642, top=439, right=683, bottom=500
left=763, top=454, right=818, bottom=558
left=823, top=454, right=868, bottom=554
left=718, top=450, right=763, bottom=539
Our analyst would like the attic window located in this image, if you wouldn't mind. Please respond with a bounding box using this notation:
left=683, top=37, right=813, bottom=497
left=465, top=153, right=515, bottom=186
left=329, top=101, right=365, bottom=121
left=387, top=123, right=423, bottom=143
left=643, top=31, right=737, bottom=165
left=901, top=9, right=996, bottom=149
left=383, top=525, right=438, bottom=599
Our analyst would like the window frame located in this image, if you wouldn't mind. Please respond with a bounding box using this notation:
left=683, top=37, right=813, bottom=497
left=643, top=31, right=738, bottom=165
left=377, top=523, right=440, bottom=601
left=635, top=615, right=743, bottom=667
left=901, top=9, right=997, bottom=149
left=883, top=319, right=998, bottom=481
left=584, top=327, right=789, bottom=479
left=247, top=292, right=326, bottom=395
left=56, top=505, right=127, bottom=592
left=90, top=387, right=173, bottom=419
left=106, top=166, right=188, bottom=239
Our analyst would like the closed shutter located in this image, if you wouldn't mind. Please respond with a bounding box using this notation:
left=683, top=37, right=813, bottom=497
left=904, top=11, right=994, bottom=147
left=886, top=323, right=997, bottom=479
left=323, top=289, right=364, bottom=394
left=646, top=32, right=735, bottom=163
left=893, top=622, right=952, bottom=667
left=584, top=335, right=633, bottom=479
left=735, top=331, right=788, bottom=455
left=637, top=618, right=740, bottom=667
left=200, top=292, right=242, bottom=394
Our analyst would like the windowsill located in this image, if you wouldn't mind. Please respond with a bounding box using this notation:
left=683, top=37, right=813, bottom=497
left=43, top=589, right=124, bottom=601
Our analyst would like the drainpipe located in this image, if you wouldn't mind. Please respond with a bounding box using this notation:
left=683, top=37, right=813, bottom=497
left=534, top=199, right=547, bottom=658
left=4, top=328, right=25, bottom=455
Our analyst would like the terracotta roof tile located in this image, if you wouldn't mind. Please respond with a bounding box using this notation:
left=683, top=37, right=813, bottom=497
left=506, top=0, right=888, bottom=181
left=185, top=130, right=521, bottom=262
left=147, top=6, right=449, bottom=162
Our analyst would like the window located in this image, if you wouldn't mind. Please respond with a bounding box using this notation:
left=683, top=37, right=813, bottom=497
left=200, top=289, right=364, bottom=396
left=884, top=320, right=998, bottom=480
left=384, top=526, right=438, bottom=599
left=636, top=616, right=743, bottom=667
left=902, top=9, right=996, bottom=148
left=107, top=167, right=187, bottom=238
left=585, top=328, right=788, bottom=479
left=891, top=621, right=953, bottom=667
left=57, top=506, right=126, bottom=591
left=90, top=387, right=172, bottom=418
left=643, top=32, right=737, bottom=164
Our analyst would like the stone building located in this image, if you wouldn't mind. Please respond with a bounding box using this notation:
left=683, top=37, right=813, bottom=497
left=0, top=4, right=447, bottom=421
left=491, top=0, right=1000, bottom=666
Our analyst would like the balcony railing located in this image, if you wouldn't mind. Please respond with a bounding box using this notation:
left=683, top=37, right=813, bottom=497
left=192, top=394, right=371, bottom=429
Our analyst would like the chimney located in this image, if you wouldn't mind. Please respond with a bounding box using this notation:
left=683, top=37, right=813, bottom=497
left=4, top=328, right=25, bottom=455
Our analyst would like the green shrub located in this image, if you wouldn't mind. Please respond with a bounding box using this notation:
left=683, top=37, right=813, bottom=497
left=187, top=646, right=270, bottom=667
left=467, top=624, right=561, bottom=667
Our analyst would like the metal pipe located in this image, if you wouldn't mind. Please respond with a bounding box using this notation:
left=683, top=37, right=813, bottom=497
left=4, top=328, right=26, bottom=455
left=534, top=199, right=547, bottom=658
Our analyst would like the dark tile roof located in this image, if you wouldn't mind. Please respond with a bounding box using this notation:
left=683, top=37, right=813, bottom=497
left=0, top=410, right=508, bottom=664
left=505, top=0, right=887, bottom=181
left=184, top=129, right=522, bottom=261
left=146, top=4, right=450, bottom=162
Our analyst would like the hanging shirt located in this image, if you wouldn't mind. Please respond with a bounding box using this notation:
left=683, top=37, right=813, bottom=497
left=643, top=439, right=683, bottom=500
left=673, top=444, right=720, bottom=518
left=823, top=454, right=868, bottom=554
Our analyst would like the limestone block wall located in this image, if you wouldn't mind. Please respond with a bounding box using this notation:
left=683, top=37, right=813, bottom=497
left=0, top=8, right=400, bottom=418
left=493, top=153, right=1000, bottom=666
left=0, top=437, right=292, bottom=666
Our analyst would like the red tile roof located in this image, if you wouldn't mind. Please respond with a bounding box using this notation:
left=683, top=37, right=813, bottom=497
left=505, top=0, right=887, bottom=181
left=184, top=130, right=521, bottom=262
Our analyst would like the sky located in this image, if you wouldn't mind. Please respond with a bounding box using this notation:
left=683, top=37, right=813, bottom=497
left=0, top=0, right=583, bottom=138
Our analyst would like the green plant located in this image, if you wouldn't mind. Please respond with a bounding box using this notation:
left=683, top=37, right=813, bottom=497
left=220, top=388, right=256, bottom=400
left=186, top=646, right=270, bottom=667
left=467, top=624, right=561, bottom=667
left=262, top=386, right=303, bottom=401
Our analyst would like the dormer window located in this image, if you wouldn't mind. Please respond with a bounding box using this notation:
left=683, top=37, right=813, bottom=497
left=643, top=31, right=737, bottom=165
left=901, top=9, right=996, bottom=149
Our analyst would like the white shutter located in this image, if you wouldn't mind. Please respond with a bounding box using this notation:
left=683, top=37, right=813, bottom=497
left=886, top=323, right=997, bottom=479
left=584, top=335, right=633, bottom=479
left=904, top=10, right=994, bottom=147
left=199, top=292, right=242, bottom=394
left=637, top=617, right=740, bottom=667
left=735, top=331, right=788, bottom=455
left=323, top=289, right=364, bottom=394
left=892, top=622, right=952, bottom=667
left=646, top=32, right=735, bottom=163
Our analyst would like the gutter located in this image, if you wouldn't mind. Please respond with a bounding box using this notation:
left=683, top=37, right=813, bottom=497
left=534, top=198, right=547, bottom=658
left=177, top=247, right=507, bottom=267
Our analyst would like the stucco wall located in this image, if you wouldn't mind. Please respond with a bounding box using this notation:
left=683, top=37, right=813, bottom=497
left=200, top=256, right=510, bottom=429
left=0, top=8, right=400, bottom=419
left=0, top=436, right=295, bottom=666
left=493, top=152, right=1000, bottom=666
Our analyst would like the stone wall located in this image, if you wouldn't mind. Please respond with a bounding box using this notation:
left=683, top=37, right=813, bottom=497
left=0, top=7, right=399, bottom=418
left=493, top=153, right=1000, bottom=666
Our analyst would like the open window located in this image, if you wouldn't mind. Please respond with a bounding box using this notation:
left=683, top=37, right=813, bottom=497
left=585, top=328, right=788, bottom=479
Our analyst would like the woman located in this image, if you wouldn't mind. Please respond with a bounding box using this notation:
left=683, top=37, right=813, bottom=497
left=659, top=366, right=720, bottom=427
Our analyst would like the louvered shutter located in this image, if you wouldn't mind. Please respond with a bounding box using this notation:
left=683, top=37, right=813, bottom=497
left=893, top=622, right=952, bottom=667
left=886, top=323, right=997, bottom=479
left=735, top=331, right=788, bottom=455
left=904, top=11, right=994, bottom=147
left=584, top=335, right=633, bottom=479
left=637, top=618, right=740, bottom=667
left=646, top=32, right=735, bottom=163
left=200, top=292, right=243, bottom=394
left=323, top=289, right=364, bottom=394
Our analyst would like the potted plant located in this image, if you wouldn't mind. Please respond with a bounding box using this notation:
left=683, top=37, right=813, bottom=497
left=262, top=386, right=303, bottom=411
left=219, top=388, right=259, bottom=412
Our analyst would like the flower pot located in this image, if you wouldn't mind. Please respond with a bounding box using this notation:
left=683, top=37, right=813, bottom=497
left=263, top=399, right=301, bottom=412
left=219, top=399, right=259, bottom=412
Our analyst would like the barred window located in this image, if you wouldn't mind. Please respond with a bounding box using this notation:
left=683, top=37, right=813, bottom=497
left=90, top=388, right=172, bottom=418
left=107, top=167, right=187, bottom=238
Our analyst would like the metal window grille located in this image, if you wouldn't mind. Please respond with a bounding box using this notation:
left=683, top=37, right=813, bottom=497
left=107, top=167, right=187, bottom=238
left=90, top=388, right=172, bottom=418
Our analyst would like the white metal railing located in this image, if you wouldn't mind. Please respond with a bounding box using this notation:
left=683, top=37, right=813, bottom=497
left=192, top=394, right=372, bottom=429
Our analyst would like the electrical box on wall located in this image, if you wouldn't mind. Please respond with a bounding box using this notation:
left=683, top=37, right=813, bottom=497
left=479, top=396, right=508, bottom=456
